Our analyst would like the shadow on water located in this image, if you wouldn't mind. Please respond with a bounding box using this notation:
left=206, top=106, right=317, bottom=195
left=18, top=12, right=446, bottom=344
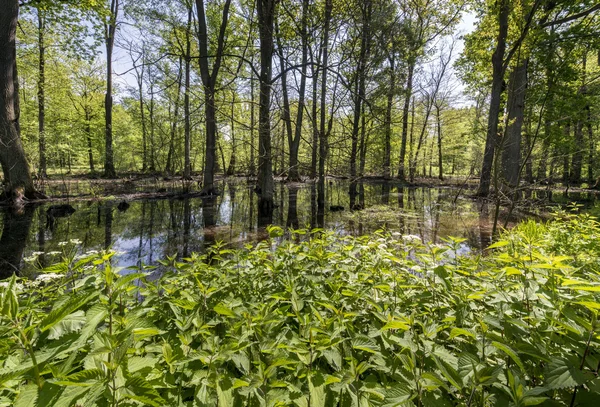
left=1, top=180, right=590, bottom=275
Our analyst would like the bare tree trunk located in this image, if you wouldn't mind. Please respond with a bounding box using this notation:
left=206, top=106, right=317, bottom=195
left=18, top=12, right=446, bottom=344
left=436, top=104, right=443, bottom=180
left=227, top=93, right=236, bottom=175
left=148, top=82, right=156, bottom=172
left=183, top=7, right=192, bottom=179
left=249, top=75, right=256, bottom=175
left=570, top=120, right=583, bottom=185
left=350, top=0, right=371, bottom=181
left=103, top=0, right=118, bottom=178
left=477, top=0, right=509, bottom=196
left=275, top=22, right=292, bottom=178
left=587, top=105, right=594, bottom=184
left=196, top=0, right=232, bottom=194
left=287, top=0, right=309, bottom=182
left=383, top=56, right=395, bottom=179
left=37, top=10, right=47, bottom=178
left=136, top=67, right=147, bottom=172
left=562, top=122, right=571, bottom=183
left=85, top=111, right=94, bottom=172
left=257, top=0, right=277, bottom=215
left=501, top=57, right=528, bottom=187
left=398, top=61, right=414, bottom=182
left=166, top=58, right=183, bottom=175
left=318, top=0, right=332, bottom=182
left=0, top=0, right=39, bottom=204
left=310, top=46, right=320, bottom=179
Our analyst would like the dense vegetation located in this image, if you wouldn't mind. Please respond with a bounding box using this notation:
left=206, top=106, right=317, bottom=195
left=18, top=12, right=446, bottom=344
left=1, top=0, right=599, bottom=206
left=2, top=213, right=600, bottom=406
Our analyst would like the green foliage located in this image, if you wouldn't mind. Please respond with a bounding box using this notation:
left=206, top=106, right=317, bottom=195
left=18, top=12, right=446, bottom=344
left=2, top=215, right=600, bottom=405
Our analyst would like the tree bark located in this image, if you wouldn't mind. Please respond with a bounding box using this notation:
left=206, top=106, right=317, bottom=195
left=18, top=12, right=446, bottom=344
left=318, top=0, right=332, bottom=183
left=350, top=0, right=371, bottom=181
left=477, top=0, right=509, bottom=196
left=0, top=0, right=39, bottom=204
left=196, top=0, right=232, bottom=195
left=275, top=22, right=292, bottom=178
left=257, top=0, right=277, bottom=215
left=436, top=104, right=443, bottom=180
left=183, top=7, right=192, bottom=180
left=501, top=57, right=528, bottom=187
left=103, top=0, right=118, bottom=178
left=287, top=0, right=309, bottom=182
left=37, top=10, right=47, bottom=178
left=398, top=61, right=414, bottom=182
left=383, top=56, right=395, bottom=179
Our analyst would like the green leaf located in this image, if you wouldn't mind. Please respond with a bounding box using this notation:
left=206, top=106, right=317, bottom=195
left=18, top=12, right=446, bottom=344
left=433, top=356, right=463, bottom=390
left=214, top=302, right=236, bottom=317
left=492, top=341, right=526, bottom=373
left=545, top=356, right=591, bottom=390
left=487, top=241, right=509, bottom=249
left=39, top=292, right=98, bottom=333
left=123, top=376, right=166, bottom=407
left=13, top=384, right=38, bottom=407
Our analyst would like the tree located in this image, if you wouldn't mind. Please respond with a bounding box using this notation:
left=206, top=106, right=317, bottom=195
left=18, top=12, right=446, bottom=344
left=103, top=0, right=119, bottom=178
left=196, top=0, right=232, bottom=195
left=256, top=0, right=278, bottom=215
left=0, top=0, right=42, bottom=204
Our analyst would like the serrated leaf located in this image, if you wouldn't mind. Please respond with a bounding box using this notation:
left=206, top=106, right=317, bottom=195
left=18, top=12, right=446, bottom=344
left=39, top=292, right=98, bottom=333
left=492, top=341, right=526, bottom=373
left=545, top=356, right=591, bottom=390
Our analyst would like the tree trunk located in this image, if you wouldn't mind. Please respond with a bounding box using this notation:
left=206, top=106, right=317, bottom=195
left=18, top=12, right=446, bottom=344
left=103, top=0, right=118, bottom=178
left=562, top=122, right=571, bottom=183
left=477, top=0, right=509, bottom=196
left=227, top=93, right=236, bottom=175
left=350, top=0, right=371, bottom=181
left=85, top=111, right=94, bottom=172
left=136, top=68, right=147, bottom=172
left=436, top=104, right=443, bottom=180
left=196, top=0, right=232, bottom=194
left=166, top=58, right=183, bottom=175
left=257, top=0, right=277, bottom=216
left=148, top=82, right=156, bottom=172
left=249, top=74, right=256, bottom=175
left=318, top=0, right=332, bottom=184
left=183, top=7, right=192, bottom=179
left=501, top=57, right=528, bottom=187
left=310, top=47, right=320, bottom=179
left=398, top=61, right=415, bottom=181
left=587, top=105, right=594, bottom=184
left=37, top=10, right=47, bottom=178
left=570, top=120, right=583, bottom=185
left=0, top=0, right=39, bottom=204
left=383, top=56, right=395, bottom=179
left=275, top=23, right=292, bottom=178
left=287, top=0, right=309, bottom=182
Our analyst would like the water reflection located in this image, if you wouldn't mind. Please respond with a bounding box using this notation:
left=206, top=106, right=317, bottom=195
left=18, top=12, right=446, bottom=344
left=0, top=181, right=582, bottom=275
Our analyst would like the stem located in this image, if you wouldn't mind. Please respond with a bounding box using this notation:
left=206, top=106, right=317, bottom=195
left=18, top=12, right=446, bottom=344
left=15, top=323, right=42, bottom=389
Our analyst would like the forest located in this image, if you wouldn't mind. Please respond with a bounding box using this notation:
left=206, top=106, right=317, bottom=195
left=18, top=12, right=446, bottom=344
left=2, top=0, right=600, bottom=406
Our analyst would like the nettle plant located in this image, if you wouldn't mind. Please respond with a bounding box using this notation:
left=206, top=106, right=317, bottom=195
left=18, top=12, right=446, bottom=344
left=1, top=214, right=600, bottom=406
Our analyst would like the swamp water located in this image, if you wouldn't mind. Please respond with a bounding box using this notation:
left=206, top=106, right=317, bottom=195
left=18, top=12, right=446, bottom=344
left=0, top=181, right=587, bottom=276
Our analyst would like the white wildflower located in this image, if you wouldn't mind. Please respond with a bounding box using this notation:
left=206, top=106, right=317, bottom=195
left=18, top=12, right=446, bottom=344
left=70, top=239, right=82, bottom=245
left=403, top=234, right=421, bottom=242
left=58, top=242, right=69, bottom=247
left=37, top=273, right=63, bottom=282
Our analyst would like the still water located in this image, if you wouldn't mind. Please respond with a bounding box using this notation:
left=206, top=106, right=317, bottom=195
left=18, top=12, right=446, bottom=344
left=0, top=180, right=579, bottom=277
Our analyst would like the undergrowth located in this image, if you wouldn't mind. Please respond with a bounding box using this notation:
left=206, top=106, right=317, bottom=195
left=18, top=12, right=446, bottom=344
left=2, top=212, right=600, bottom=406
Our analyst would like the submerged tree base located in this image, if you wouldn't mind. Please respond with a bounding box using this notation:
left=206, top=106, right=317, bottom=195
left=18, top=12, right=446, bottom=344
left=2, top=214, right=600, bottom=405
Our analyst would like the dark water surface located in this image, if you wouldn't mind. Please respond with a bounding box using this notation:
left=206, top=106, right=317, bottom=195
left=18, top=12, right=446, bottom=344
left=1, top=181, right=595, bottom=276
